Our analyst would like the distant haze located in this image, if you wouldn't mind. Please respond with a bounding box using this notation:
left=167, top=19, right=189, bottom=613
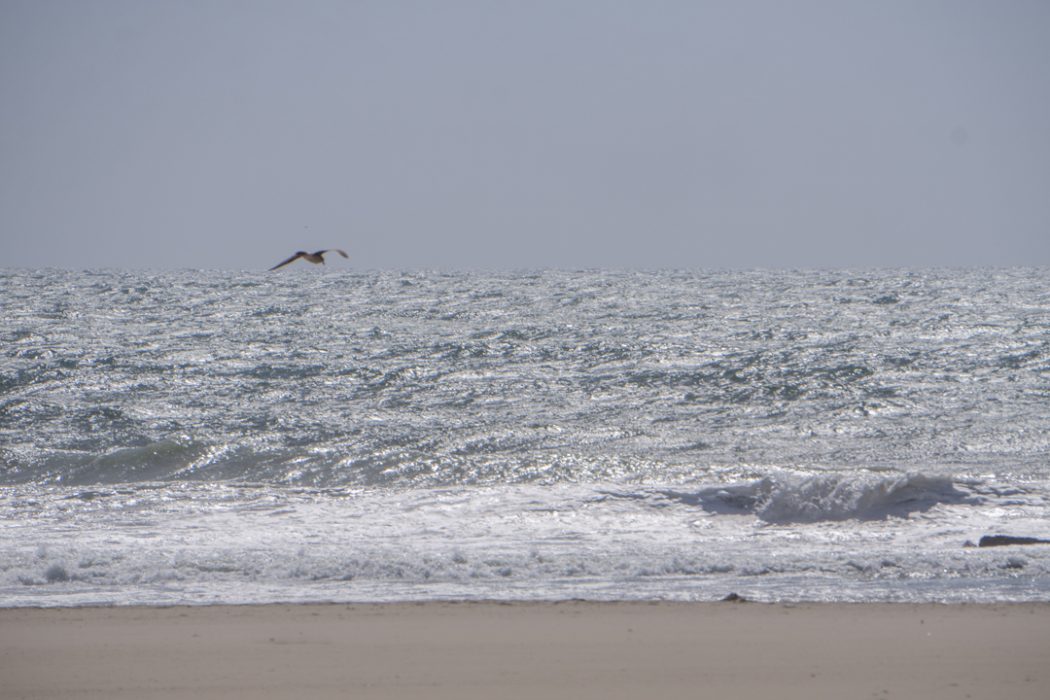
left=2, top=0, right=1048, bottom=270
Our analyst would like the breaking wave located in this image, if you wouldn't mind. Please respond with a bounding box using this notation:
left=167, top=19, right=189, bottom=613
left=688, top=472, right=978, bottom=523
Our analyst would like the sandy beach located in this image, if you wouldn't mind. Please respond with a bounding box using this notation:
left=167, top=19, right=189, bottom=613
left=2, top=601, right=1048, bottom=699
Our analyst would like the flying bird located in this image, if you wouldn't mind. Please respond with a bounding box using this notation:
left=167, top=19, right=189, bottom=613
left=269, top=249, right=349, bottom=271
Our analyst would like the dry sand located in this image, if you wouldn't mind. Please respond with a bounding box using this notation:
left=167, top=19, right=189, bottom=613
left=2, top=601, right=1049, bottom=699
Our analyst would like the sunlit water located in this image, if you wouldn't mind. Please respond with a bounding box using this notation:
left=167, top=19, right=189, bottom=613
left=2, top=268, right=1048, bottom=606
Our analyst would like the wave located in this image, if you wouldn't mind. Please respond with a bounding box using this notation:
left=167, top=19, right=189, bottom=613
left=25, top=441, right=215, bottom=486
left=678, top=472, right=979, bottom=523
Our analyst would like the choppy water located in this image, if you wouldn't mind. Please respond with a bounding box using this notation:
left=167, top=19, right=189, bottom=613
left=2, top=268, right=1048, bottom=606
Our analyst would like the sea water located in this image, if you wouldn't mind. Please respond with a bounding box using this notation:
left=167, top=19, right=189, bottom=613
left=1, top=268, right=1048, bottom=606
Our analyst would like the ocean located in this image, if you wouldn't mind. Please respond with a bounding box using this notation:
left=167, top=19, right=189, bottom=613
left=1, top=268, right=1048, bottom=606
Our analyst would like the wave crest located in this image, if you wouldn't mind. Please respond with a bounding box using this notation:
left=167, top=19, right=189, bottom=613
left=693, top=472, right=975, bottom=523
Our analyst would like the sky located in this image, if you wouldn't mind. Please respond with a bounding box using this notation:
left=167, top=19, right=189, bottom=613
left=1, top=0, right=1048, bottom=271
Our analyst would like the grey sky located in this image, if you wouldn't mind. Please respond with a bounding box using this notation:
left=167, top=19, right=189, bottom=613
left=2, top=0, right=1048, bottom=270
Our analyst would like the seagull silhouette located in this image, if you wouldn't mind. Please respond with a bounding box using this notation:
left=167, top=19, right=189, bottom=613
left=269, top=249, right=349, bottom=271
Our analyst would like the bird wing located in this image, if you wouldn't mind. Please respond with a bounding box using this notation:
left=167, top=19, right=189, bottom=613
left=269, top=252, right=305, bottom=271
left=315, top=249, right=349, bottom=259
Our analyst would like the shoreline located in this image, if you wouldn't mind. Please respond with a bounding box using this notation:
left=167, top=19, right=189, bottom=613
left=3, top=600, right=1049, bottom=699
left=3, top=596, right=1049, bottom=609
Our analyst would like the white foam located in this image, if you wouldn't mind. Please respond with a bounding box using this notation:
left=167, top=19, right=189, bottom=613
left=2, top=479, right=1048, bottom=607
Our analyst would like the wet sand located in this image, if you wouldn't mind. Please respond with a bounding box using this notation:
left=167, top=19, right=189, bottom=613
left=3, top=601, right=1049, bottom=699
